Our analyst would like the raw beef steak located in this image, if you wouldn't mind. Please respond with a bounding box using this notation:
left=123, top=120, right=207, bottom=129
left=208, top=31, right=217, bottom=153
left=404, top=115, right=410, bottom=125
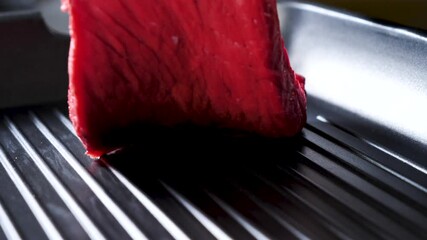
left=62, top=0, right=307, bottom=158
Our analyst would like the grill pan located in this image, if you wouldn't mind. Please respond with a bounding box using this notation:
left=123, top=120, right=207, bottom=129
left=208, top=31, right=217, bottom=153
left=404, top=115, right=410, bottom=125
left=0, top=1, right=426, bottom=239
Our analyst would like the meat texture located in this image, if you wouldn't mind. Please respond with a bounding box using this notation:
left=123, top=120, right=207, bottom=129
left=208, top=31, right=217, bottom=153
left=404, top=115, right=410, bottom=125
left=63, top=0, right=307, bottom=158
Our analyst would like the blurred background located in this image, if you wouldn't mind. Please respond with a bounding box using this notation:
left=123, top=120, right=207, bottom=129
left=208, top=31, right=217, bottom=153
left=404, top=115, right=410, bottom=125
left=286, top=0, right=427, bottom=30
left=2, top=0, right=427, bottom=31
left=1, top=0, right=427, bottom=30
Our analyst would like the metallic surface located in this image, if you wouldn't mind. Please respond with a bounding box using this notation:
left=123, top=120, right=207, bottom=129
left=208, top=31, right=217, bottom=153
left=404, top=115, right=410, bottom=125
left=0, top=2, right=426, bottom=239
left=279, top=2, right=427, bottom=172
left=0, top=103, right=426, bottom=239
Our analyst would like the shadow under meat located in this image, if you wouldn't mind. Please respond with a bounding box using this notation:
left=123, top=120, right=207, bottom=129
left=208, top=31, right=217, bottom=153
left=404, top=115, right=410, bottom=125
left=102, top=125, right=304, bottom=188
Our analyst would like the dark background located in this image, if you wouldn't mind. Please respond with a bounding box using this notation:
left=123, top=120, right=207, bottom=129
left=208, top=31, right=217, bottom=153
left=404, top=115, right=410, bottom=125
left=288, top=0, right=427, bottom=30
left=2, top=0, right=427, bottom=30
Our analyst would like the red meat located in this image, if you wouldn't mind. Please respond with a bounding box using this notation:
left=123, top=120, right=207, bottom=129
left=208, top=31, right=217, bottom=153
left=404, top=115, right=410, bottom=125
left=62, top=0, right=307, bottom=158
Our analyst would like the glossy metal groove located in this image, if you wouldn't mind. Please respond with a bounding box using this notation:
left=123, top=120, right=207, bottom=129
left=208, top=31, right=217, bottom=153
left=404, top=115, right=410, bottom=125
left=162, top=183, right=233, bottom=240
left=366, top=139, right=427, bottom=177
left=301, top=129, right=427, bottom=229
left=28, top=112, right=148, bottom=240
left=0, top=147, right=63, bottom=240
left=127, top=181, right=216, bottom=240
left=0, top=228, right=6, bottom=240
left=4, top=116, right=106, bottom=240
left=238, top=173, right=350, bottom=240
left=8, top=113, right=130, bottom=239
left=294, top=150, right=424, bottom=239
left=109, top=167, right=190, bottom=240
left=0, top=148, right=48, bottom=240
left=38, top=109, right=177, bottom=240
left=0, top=104, right=426, bottom=239
left=308, top=120, right=427, bottom=192
left=256, top=172, right=382, bottom=240
left=233, top=188, right=311, bottom=240
left=159, top=180, right=258, bottom=240
left=0, top=201, right=22, bottom=240
left=207, top=193, right=270, bottom=240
